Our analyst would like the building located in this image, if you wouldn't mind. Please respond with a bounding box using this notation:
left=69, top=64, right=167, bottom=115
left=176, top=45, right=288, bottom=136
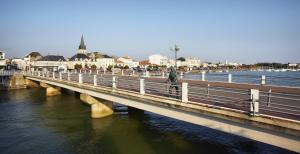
left=34, top=55, right=67, bottom=72
left=149, top=54, right=168, bottom=66
left=0, top=50, right=6, bottom=69
left=68, top=35, right=91, bottom=69
left=117, top=56, right=139, bottom=68
left=139, top=60, right=151, bottom=68
left=24, top=52, right=42, bottom=71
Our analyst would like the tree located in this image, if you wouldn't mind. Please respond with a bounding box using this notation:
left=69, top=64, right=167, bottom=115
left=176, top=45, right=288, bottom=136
left=74, top=64, right=82, bottom=70
left=177, top=57, right=185, bottom=61
left=107, top=65, right=113, bottom=72
left=91, top=64, right=97, bottom=70
left=123, top=65, right=129, bottom=69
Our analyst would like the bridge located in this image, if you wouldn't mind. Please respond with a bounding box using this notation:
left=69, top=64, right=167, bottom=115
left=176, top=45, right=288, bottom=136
left=16, top=70, right=300, bottom=152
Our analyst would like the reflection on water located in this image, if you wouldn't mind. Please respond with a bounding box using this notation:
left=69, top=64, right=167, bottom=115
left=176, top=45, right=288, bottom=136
left=0, top=88, right=293, bottom=153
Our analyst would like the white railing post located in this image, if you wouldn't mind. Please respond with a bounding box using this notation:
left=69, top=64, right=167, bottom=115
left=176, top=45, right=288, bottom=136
left=112, top=76, right=116, bottom=88
left=96, top=70, right=99, bottom=75
left=228, top=73, right=232, bottom=83
left=162, top=71, right=165, bottom=77
left=201, top=71, right=205, bottom=81
left=67, top=71, right=70, bottom=81
left=250, top=89, right=259, bottom=116
left=180, top=72, right=183, bottom=79
left=59, top=72, right=62, bottom=80
left=140, top=79, right=145, bottom=95
left=52, top=72, right=55, bottom=79
left=90, top=70, right=92, bottom=74
left=79, top=73, right=83, bottom=84
left=93, top=75, right=97, bottom=86
left=38, top=71, right=41, bottom=77
left=132, top=70, right=135, bottom=76
left=261, top=75, right=266, bottom=85
left=104, top=69, right=106, bottom=74
left=121, top=69, right=124, bottom=76
left=182, top=82, right=188, bottom=103
left=145, top=71, right=149, bottom=77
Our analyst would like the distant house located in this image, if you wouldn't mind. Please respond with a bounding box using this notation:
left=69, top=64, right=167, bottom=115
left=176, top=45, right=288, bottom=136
left=0, top=50, right=6, bottom=69
left=139, top=60, right=151, bottom=68
left=117, top=56, right=139, bottom=68
left=34, top=55, right=67, bottom=72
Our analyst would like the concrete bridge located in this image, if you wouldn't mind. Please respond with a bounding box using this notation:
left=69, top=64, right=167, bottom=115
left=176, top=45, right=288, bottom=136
left=21, top=71, right=300, bottom=152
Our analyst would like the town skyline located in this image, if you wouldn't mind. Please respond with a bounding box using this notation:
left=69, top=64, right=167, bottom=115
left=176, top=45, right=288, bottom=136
left=1, top=0, right=300, bottom=64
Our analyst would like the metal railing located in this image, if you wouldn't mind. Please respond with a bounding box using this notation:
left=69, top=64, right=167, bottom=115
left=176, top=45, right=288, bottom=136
left=25, top=70, right=300, bottom=121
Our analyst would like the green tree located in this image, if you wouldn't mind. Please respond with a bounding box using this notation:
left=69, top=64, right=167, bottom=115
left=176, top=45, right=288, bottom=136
left=74, top=64, right=82, bottom=70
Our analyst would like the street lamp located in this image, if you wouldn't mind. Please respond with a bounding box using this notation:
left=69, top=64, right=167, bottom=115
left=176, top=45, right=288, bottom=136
left=170, top=44, right=180, bottom=69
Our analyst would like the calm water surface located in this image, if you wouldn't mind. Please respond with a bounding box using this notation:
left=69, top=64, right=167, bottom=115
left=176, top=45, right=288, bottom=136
left=0, top=88, right=295, bottom=154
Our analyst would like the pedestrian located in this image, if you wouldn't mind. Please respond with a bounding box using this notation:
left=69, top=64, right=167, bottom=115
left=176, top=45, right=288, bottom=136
left=167, top=66, right=179, bottom=98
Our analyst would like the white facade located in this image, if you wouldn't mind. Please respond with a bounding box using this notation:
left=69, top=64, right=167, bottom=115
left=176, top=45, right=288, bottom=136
left=177, top=58, right=201, bottom=68
left=34, top=61, right=68, bottom=72
left=117, top=57, right=139, bottom=68
left=149, top=54, right=168, bottom=66
left=95, top=58, right=115, bottom=69
left=12, top=58, right=26, bottom=70
left=0, top=51, right=6, bottom=67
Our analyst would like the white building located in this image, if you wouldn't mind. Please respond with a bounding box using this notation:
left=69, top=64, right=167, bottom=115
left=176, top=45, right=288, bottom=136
left=117, top=56, right=139, bottom=68
left=95, top=58, right=115, bottom=69
left=0, top=51, right=6, bottom=67
left=34, top=55, right=67, bottom=72
left=12, top=58, right=26, bottom=70
left=149, top=54, right=168, bottom=66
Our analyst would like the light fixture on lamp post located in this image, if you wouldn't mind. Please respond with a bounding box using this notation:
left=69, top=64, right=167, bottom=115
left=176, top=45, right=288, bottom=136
left=170, top=44, right=180, bottom=70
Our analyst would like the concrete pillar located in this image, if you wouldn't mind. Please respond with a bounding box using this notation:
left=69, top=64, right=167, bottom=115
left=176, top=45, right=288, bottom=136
left=38, top=71, right=41, bottom=77
left=250, top=89, right=259, bottom=116
left=79, top=73, right=83, bottom=84
left=162, top=71, right=165, bottom=77
left=104, top=69, right=106, bottom=74
left=261, top=75, right=266, bottom=85
left=80, top=93, right=113, bottom=118
left=201, top=71, right=205, bottom=81
left=93, top=75, right=97, bottom=86
left=140, top=79, right=145, bottom=95
left=67, top=71, right=71, bottom=81
left=228, top=74, right=232, bottom=83
left=59, top=72, right=62, bottom=80
left=145, top=71, right=149, bottom=77
left=121, top=69, right=124, bottom=76
left=96, top=70, right=99, bottom=75
left=132, top=70, right=135, bottom=76
left=182, top=82, right=188, bottom=103
left=52, top=72, right=55, bottom=79
left=180, top=72, right=183, bottom=79
left=112, top=76, right=116, bottom=88
left=41, top=82, right=61, bottom=96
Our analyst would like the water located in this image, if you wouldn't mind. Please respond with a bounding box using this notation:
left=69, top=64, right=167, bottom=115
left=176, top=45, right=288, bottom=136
left=0, top=88, right=295, bottom=154
left=184, top=71, right=300, bottom=87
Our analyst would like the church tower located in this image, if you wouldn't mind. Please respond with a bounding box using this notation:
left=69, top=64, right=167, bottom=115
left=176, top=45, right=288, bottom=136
left=78, top=34, right=87, bottom=54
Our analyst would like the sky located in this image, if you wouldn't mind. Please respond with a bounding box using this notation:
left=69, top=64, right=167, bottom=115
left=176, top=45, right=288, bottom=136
left=0, top=0, right=300, bottom=64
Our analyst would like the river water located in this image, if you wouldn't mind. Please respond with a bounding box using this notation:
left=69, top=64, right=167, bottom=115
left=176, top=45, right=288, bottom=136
left=0, top=88, right=295, bottom=154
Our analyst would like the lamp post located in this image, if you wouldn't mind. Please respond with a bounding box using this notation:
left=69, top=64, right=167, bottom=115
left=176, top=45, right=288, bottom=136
left=170, top=44, right=180, bottom=70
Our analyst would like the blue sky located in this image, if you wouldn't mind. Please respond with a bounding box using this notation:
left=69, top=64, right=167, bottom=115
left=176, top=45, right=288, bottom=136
left=0, top=0, right=299, bottom=64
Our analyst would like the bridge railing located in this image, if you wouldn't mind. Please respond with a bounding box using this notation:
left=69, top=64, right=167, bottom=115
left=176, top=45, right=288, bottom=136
left=26, top=71, right=300, bottom=121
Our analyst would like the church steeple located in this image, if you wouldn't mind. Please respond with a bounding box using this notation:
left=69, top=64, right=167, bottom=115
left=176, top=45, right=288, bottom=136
left=78, top=34, right=87, bottom=54
left=79, top=35, right=86, bottom=50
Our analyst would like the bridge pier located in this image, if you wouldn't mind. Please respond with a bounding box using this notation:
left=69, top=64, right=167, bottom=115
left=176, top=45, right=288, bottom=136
left=39, top=82, right=61, bottom=96
left=80, top=93, right=114, bottom=118
left=25, top=79, right=40, bottom=88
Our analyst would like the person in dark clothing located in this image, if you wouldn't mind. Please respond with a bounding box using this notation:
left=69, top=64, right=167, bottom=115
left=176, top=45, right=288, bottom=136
left=167, top=67, right=179, bottom=98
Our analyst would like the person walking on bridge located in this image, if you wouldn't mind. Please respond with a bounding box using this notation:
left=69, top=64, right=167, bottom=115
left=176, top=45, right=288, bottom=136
left=167, top=66, right=179, bottom=98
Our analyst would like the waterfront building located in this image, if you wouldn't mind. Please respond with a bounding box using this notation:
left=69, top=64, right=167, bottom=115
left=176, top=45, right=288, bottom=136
left=34, top=55, right=67, bottom=72
left=139, top=60, right=151, bottom=68
left=0, top=50, right=6, bottom=69
left=117, top=56, right=139, bottom=68
left=149, top=54, right=168, bottom=66
left=24, top=52, right=42, bottom=71
left=11, top=58, right=26, bottom=70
